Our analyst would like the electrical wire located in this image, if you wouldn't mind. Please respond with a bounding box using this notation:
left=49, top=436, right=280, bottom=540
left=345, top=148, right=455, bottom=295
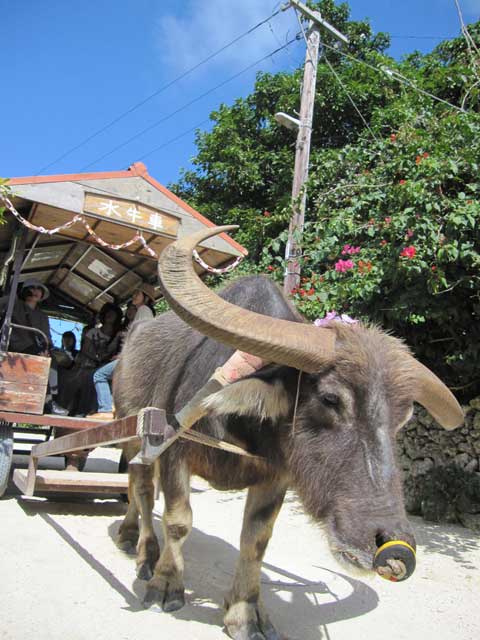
left=319, top=40, right=468, bottom=114
left=80, top=35, right=299, bottom=171
left=139, top=119, right=210, bottom=162
left=35, top=7, right=284, bottom=175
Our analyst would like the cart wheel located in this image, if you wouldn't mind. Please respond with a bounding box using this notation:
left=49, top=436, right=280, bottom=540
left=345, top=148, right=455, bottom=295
left=0, top=422, right=14, bottom=498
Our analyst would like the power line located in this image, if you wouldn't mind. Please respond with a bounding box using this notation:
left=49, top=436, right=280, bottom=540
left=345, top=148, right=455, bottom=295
left=139, top=119, right=210, bottom=162
left=320, top=40, right=468, bottom=114
left=35, top=7, right=284, bottom=176
left=80, top=35, right=300, bottom=171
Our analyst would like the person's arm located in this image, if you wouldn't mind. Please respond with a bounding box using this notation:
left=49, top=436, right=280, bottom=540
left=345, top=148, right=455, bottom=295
left=131, top=305, right=154, bottom=324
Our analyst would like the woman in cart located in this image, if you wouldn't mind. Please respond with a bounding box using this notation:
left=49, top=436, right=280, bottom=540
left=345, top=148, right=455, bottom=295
left=58, top=302, right=123, bottom=417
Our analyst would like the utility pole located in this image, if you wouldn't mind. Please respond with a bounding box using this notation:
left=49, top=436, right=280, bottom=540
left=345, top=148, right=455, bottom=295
left=281, top=0, right=348, bottom=296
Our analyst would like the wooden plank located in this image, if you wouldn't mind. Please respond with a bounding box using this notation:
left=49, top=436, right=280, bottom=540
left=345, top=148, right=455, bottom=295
left=0, top=353, right=50, bottom=414
left=32, top=415, right=139, bottom=457
left=0, top=352, right=50, bottom=386
left=84, top=193, right=180, bottom=237
left=13, top=469, right=129, bottom=494
left=0, top=411, right=105, bottom=429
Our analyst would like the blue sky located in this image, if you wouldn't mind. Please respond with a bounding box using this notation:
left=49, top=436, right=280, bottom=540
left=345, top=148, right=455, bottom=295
left=2, top=0, right=478, bottom=189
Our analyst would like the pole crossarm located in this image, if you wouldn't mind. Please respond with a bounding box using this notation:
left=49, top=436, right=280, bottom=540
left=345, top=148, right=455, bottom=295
left=287, top=0, right=349, bottom=44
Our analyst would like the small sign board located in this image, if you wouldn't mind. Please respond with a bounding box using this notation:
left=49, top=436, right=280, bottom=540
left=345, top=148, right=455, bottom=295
left=83, top=193, right=179, bottom=237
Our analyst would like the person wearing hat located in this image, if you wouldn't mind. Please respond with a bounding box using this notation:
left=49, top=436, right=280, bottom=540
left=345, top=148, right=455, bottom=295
left=0, top=278, right=68, bottom=415
left=89, top=283, right=156, bottom=420
left=0, top=278, right=52, bottom=355
left=131, top=283, right=156, bottom=323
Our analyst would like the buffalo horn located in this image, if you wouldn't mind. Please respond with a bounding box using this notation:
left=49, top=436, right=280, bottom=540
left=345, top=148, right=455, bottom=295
left=158, top=226, right=335, bottom=373
left=410, top=357, right=464, bottom=429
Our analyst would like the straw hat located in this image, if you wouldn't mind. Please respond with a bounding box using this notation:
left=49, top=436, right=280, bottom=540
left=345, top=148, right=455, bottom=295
left=137, top=282, right=156, bottom=303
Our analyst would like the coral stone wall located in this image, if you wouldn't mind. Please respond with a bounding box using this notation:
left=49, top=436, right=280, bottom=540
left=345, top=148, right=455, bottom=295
left=397, top=397, right=480, bottom=530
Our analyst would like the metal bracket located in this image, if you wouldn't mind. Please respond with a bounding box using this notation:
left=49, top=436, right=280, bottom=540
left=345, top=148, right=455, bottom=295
left=129, top=407, right=177, bottom=466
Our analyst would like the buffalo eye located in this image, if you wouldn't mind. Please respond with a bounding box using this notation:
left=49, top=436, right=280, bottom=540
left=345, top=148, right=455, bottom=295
left=321, top=393, right=340, bottom=409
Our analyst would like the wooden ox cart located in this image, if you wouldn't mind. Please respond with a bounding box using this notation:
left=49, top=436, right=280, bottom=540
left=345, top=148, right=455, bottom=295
left=0, top=163, right=246, bottom=498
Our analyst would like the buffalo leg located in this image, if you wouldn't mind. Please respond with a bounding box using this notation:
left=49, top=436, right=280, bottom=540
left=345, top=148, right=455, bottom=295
left=143, top=459, right=192, bottom=612
left=224, top=481, right=287, bottom=640
left=120, top=462, right=160, bottom=580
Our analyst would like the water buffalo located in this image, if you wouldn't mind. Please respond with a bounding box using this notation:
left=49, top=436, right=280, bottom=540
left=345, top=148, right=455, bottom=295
left=113, top=226, right=463, bottom=640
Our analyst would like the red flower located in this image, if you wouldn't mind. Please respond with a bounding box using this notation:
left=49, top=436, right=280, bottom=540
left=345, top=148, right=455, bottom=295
left=399, top=179, right=406, bottom=185
left=423, top=152, right=429, bottom=159
left=431, top=265, right=437, bottom=271
left=390, top=133, right=397, bottom=142
left=406, top=229, right=414, bottom=238
left=267, top=265, right=275, bottom=272
left=307, top=288, right=315, bottom=296
left=415, top=155, right=422, bottom=165
left=380, top=239, right=388, bottom=246
left=263, top=210, right=271, bottom=217
left=400, top=246, right=416, bottom=259
left=358, top=260, right=372, bottom=273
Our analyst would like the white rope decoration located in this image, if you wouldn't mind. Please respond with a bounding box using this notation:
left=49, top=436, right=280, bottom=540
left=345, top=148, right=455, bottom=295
left=0, top=193, right=158, bottom=258
left=193, top=248, right=243, bottom=274
left=1, top=193, right=243, bottom=275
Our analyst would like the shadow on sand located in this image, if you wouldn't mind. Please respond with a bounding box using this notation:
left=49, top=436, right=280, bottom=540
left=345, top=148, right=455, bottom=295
left=16, top=495, right=380, bottom=640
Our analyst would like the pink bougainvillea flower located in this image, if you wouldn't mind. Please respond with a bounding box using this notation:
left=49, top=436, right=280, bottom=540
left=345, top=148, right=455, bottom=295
left=335, top=259, right=355, bottom=272
left=400, top=246, right=416, bottom=258
left=341, top=244, right=361, bottom=255
left=423, top=152, right=429, bottom=159
left=314, top=312, right=358, bottom=327
left=263, top=210, right=271, bottom=217
left=399, top=179, right=407, bottom=185
left=406, top=229, right=414, bottom=238
left=267, top=265, right=275, bottom=271
left=431, top=265, right=437, bottom=271
left=390, top=133, right=397, bottom=142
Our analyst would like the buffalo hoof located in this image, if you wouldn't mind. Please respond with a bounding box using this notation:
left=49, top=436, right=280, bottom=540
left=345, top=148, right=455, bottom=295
left=229, top=621, right=281, bottom=640
left=116, top=538, right=137, bottom=554
left=143, top=579, right=186, bottom=612
left=225, top=602, right=281, bottom=640
left=136, top=561, right=154, bottom=581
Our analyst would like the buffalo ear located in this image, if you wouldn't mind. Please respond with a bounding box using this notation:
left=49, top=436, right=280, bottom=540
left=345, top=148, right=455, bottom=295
left=202, top=378, right=291, bottom=422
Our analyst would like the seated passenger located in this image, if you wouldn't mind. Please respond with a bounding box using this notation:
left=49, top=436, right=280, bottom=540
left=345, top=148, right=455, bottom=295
left=89, top=284, right=156, bottom=420
left=59, top=303, right=123, bottom=417
left=0, top=279, right=67, bottom=414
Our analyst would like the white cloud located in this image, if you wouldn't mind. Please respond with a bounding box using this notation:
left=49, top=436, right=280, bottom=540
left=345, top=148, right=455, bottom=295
left=155, top=0, right=299, bottom=73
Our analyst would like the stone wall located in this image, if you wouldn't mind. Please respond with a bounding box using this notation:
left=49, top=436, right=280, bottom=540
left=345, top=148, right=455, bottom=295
left=397, top=397, right=480, bottom=531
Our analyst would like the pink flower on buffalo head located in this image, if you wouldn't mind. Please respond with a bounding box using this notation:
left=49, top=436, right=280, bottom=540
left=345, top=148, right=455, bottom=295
left=314, top=312, right=358, bottom=327
left=400, top=246, right=416, bottom=259
left=335, top=259, right=355, bottom=272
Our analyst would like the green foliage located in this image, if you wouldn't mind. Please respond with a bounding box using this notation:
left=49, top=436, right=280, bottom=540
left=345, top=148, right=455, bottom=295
left=0, top=178, right=10, bottom=224
left=171, top=2, right=480, bottom=399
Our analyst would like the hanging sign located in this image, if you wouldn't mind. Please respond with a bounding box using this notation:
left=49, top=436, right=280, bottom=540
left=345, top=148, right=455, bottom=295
left=83, top=193, right=179, bottom=237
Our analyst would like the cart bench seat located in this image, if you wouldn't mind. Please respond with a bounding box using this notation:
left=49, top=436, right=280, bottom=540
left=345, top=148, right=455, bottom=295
left=13, top=468, right=129, bottom=495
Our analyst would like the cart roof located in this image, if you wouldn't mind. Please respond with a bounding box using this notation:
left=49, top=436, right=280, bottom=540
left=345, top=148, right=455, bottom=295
left=1, top=162, right=246, bottom=322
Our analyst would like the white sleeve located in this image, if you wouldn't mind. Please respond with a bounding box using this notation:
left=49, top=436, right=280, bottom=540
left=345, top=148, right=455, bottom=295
left=132, top=305, right=154, bottom=325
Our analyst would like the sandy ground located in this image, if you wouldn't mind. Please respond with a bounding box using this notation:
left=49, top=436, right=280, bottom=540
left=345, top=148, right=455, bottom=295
left=1, top=450, right=479, bottom=640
